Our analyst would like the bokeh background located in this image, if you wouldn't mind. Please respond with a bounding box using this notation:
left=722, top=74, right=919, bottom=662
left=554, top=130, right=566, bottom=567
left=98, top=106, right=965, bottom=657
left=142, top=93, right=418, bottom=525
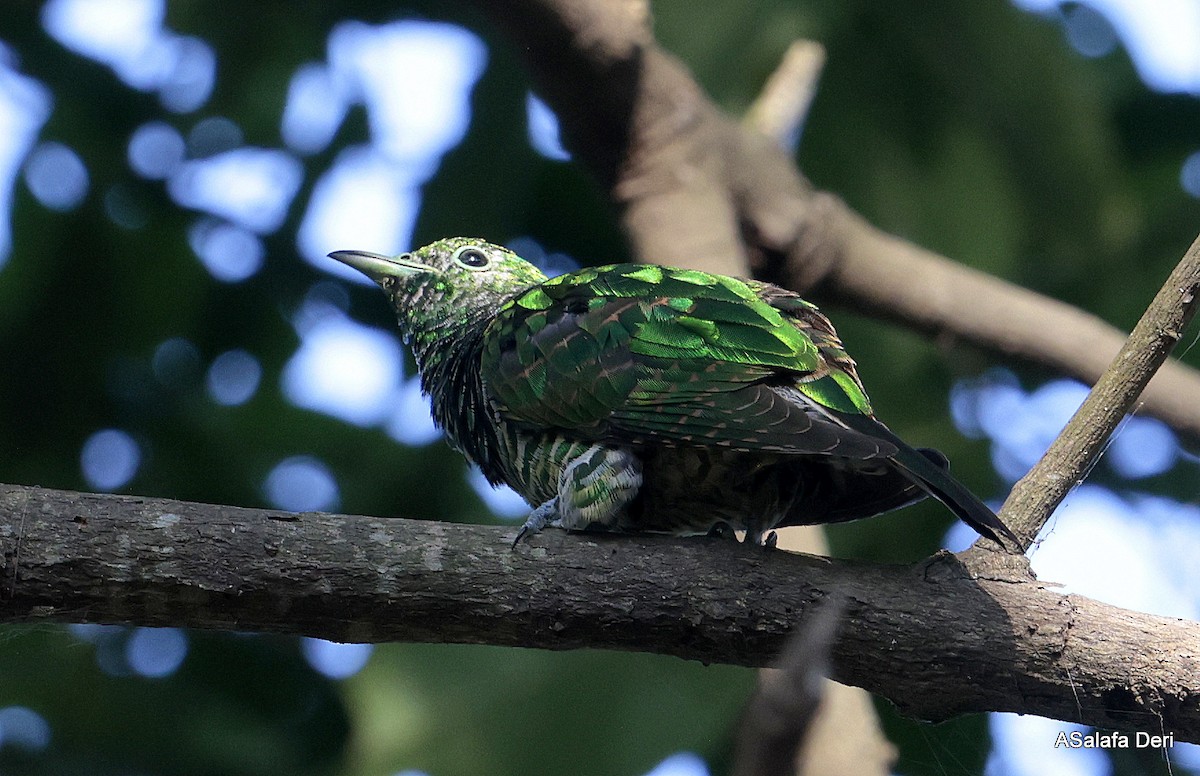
left=1, top=1, right=1200, bottom=774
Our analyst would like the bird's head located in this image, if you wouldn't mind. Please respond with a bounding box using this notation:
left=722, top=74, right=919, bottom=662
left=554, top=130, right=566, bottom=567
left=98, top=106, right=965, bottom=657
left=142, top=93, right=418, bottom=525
left=330, top=237, right=548, bottom=340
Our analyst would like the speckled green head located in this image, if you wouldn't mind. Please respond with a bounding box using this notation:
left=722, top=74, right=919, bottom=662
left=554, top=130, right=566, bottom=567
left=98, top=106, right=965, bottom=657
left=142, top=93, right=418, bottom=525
left=330, top=237, right=549, bottom=340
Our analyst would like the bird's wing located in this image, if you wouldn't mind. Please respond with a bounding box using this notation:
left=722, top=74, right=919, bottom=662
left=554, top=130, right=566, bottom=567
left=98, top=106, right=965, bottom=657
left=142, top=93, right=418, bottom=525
left=482, top=264, right=896, bottom=460
left=747, top=281, right=1018, bottom=544
left=752, top=282, right=1017, bottom=544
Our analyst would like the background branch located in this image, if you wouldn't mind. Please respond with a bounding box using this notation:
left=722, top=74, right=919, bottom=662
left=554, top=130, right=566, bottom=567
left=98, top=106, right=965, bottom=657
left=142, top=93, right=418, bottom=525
left=3, top=484, right=1198, bottom=743
left=470, top=0, right=1200, bottom=439
left=742, top=40, right=826, bottom=152
left=732, top=596, right=842, bottom=776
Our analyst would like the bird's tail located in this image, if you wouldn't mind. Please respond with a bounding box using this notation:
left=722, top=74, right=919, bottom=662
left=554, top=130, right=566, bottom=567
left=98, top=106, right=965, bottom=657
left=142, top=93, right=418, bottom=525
left=889, top=440, right=1019, bottom=548
left=840, top=414, right=1020, bottom=548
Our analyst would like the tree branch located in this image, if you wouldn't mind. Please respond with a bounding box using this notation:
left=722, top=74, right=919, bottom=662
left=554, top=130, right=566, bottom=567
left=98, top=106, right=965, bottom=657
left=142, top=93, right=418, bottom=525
left=469, top=0, right=1200, bottom=439
left=732, top=595, right=842, bottom=776
left=743, top=40, right=826, bottom=152
left=998, top=233, right=1200, bottom=547
left=3, top=484, right=1198, bottom=742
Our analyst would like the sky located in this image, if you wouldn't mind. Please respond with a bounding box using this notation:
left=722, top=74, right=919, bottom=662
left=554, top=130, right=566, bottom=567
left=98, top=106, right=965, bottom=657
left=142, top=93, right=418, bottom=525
left=0, top=0, right=1199, bottom=774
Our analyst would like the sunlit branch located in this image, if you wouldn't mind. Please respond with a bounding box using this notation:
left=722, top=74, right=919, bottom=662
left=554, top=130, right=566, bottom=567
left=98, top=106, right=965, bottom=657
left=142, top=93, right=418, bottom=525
left=995, top=231, right=1200, bottom=549
left=2, top=483, right=1198, bottom=744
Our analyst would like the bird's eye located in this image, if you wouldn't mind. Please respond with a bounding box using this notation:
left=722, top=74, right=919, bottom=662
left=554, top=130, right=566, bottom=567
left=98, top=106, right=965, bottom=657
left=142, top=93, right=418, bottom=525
left=452, top=247, right=490, bottom=270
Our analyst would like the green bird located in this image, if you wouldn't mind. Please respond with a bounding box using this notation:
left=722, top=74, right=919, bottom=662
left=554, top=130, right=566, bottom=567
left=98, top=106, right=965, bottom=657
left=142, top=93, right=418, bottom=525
left=331, top=237, right=1017, bottom=548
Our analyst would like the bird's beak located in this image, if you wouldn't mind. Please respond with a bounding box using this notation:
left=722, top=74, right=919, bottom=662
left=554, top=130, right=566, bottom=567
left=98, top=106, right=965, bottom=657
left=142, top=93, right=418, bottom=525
left=328, top=250, right=435, bottom=285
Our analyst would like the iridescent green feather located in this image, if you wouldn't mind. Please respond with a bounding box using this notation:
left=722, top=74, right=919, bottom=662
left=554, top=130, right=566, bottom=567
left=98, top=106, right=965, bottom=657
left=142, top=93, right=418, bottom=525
left=482, top=264, right=888, bottom=457
left=751, top=281, right=874, bottom=415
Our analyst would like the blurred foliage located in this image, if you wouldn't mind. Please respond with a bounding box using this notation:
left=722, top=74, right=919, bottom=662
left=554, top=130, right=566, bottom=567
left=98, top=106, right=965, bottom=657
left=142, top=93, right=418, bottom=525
left=0, top=1, right=1197, bottom=775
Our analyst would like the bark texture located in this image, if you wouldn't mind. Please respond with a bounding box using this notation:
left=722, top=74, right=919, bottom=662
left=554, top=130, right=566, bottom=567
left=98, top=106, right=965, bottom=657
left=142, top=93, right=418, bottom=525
left=3, top=484, right=1198, bottom=743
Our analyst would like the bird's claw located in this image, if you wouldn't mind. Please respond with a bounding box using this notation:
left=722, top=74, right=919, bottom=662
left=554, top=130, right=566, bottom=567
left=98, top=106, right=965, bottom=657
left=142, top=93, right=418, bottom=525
left=512, top=498, right=559, bottom=548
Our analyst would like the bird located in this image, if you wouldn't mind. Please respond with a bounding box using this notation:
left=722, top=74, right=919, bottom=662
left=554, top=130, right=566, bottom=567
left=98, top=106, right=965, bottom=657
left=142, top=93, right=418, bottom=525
left=330, top=237, right=1018, bottom=549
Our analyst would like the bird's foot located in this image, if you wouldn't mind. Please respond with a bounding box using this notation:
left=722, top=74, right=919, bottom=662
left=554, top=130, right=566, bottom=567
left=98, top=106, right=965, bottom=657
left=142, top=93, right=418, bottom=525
left=513, top=498, right=560, bottom=547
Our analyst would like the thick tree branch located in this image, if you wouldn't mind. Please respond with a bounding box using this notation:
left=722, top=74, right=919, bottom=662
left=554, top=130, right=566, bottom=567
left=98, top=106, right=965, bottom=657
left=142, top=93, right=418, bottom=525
left=998, top=233, right=1200, bottom=547
left=469, top=0, right=1200, bottom=439
left=3, top=484, right=1198, bottom=742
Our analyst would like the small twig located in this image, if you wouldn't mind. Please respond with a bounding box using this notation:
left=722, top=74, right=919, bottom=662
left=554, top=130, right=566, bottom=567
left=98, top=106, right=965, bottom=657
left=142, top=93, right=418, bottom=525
left=732, top=595, right=843, bottom=776
left=744, top=40, right=827, bottom=151
left=995, top=233, right=1200, bottom=550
